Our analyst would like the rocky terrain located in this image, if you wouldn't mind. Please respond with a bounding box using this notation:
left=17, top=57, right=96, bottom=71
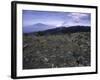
left=23, top=31, right=90, bottom=69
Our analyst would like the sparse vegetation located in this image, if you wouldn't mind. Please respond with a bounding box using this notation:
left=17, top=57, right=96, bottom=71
left=23, top=32, right=90, bottom=69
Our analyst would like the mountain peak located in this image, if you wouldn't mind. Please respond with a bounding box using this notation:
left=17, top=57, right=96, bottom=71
left=33, top=23, right=46, bottom=26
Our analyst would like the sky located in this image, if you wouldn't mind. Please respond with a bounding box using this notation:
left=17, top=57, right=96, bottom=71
left=22, top=10, right=91, bottom=32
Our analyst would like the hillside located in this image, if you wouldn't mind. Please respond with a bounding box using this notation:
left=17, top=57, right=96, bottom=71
left=23, top=32, right=90, bottom=69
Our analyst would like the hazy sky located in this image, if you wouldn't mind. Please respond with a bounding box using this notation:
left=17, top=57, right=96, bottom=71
left=22, top=10, right=91, bottom=27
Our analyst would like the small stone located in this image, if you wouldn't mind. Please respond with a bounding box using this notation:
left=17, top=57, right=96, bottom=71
left=78, top=64, right=84, bottom=67
left=36, top=51, right=40, bottom=54
left=84, top=49, right=87, bottom=52
left=44, top=50, right=48, bottom=52
left=68, top=51, right=72, bottom=54
left=80, top=45, right=84, bottom=48
left=44, top=57, right=49, bottom=62
left=50, top=55, right=56, bottom=58
left=53, top=48, right=56, bottom=51
left=51, top=64, right=54, bottom=68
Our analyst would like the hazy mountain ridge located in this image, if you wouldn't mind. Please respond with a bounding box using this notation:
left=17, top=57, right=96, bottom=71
left=37, top=26, right=90, bottom=34
left=24, top=25, right=90, bottom=36
left=23, top=23, right=57, bottom=33
left=23, top=23, right=90, bottom=34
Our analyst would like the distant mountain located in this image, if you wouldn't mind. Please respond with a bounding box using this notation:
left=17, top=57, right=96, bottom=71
left=30, top=26, right=90, bottom=35
left=23, top=23, right=56, bottom=33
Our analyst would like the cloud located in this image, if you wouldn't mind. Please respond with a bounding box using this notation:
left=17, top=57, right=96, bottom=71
left=68, top=13, right=89, bottom=23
